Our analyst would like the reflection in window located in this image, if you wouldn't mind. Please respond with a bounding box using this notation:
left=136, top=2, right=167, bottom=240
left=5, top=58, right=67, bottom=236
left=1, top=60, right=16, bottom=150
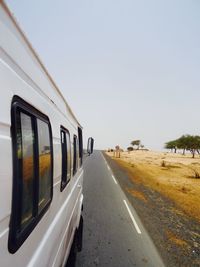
left=9, top=97, right=53, bottom=253
left=20, top=112, right=34, bottom=229
left=73, top=135, right=79, bottom=175
left=66, top=133, right=71, bottom=180
left=61, top=128, right=71, bottom=191
left=37, top=119, right=51, bottom=212
left=78, top=127, right=83, bottom=166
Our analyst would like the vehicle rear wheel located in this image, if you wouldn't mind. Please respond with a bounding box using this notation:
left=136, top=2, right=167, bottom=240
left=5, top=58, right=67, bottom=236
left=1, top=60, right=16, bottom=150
left=65, top=215, right=83, bottom=267
left=74, top=215, right=83, bottom=252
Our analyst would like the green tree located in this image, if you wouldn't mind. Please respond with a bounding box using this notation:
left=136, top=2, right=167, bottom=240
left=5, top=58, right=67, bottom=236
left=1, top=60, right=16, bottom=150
left=131, top=140, right=141, bottom=150
left=176, top=135, right=188, bottom=155
left=165, top=135, right=200, bottom=158
left=164, top=140, right=178, bottom=153
left=184, top=135, right=200, bottom=158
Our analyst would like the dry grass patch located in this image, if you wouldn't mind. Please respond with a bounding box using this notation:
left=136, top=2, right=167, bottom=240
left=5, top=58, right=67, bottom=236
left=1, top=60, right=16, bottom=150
left=106, top=151, right=200, bottom=222
left=126, top=188, right=147, bottom=202
left=166, top=230, right=188, bottom=247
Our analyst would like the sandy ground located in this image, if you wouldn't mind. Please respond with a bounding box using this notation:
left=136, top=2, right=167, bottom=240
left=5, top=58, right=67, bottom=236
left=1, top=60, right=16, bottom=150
left=106, top=150, right=200, bottom=222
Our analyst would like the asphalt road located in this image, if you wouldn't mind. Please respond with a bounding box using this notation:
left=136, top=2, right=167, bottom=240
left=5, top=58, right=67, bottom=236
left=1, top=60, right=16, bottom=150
left=74, top=151, right=165, bottom=267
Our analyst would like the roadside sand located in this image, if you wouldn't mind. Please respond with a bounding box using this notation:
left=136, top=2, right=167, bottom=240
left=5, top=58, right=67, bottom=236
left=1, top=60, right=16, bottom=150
left=106, top=150, right=200, bottom=222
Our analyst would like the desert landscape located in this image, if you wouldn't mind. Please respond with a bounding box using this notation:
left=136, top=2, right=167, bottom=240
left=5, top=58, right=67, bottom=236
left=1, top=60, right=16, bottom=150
left=106, top=150, right=200, bottom=222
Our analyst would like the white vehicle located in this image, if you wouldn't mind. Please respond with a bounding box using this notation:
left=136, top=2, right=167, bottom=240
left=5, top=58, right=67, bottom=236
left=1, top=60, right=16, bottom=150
left=0, top=1, right=93, bottom=266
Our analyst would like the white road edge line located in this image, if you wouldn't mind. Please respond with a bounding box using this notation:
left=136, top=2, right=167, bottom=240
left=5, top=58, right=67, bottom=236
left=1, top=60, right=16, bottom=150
left=102, top=153, right=118, bottom=185
left=101, top=152, right=105, bottom=160
left=101, top=152, right=107, bottom=162
left=111, top=174, right=118, bottom=185
left=123, top=199, right=142, bottom=234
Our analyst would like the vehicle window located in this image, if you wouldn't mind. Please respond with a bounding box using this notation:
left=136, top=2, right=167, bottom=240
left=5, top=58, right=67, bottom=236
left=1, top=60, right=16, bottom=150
left=76, top=137, right=79, bottom=168
left=78, top=127, right=83, bottom=166
left=20, top=112, right=34, bottom=230
left=37, top=119, right=52, bottom=212
left=73, top=135, right=78, bottom=175
left=61, top=127, right=71, bottom=191
left=9, top=97, right=53, bottom=253
left=66, top=132, right=71, bottom=180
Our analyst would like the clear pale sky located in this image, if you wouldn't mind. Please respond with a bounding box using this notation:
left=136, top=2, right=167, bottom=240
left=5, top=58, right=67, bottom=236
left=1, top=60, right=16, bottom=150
left=6, top=0, right=200, bottom=150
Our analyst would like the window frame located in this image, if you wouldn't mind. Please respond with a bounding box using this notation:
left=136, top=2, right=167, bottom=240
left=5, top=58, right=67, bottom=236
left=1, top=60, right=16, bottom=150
left=9, top=96, right=53, bottom=253
left=78, top=127, right=83, bottom=166
left=60, top=126, right=71, bottom=191
left=73, top=135, right=78, bottom=176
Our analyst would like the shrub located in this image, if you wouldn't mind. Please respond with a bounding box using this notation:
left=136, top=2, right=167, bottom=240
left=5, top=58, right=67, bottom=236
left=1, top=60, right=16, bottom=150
left=193, top=169, right=200, bottom=179
left=161, top=160, right=166, bottom=167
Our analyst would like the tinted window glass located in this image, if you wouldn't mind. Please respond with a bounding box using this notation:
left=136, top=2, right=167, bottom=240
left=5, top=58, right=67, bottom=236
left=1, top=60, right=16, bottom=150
left=9, top=97, right=53, bottom=254
left=73, top=135, right=78, bottom=175
left=66, top=133, right=71, bottom=180
left=61, top=128, right=71, bottom=191
left=61, top=130, right=67, bottom=189
left=78, top=127, right=83, bottom=166
left=20, top=112, right=34, bottom=229
left=37, top=119, right=51, bottom=212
